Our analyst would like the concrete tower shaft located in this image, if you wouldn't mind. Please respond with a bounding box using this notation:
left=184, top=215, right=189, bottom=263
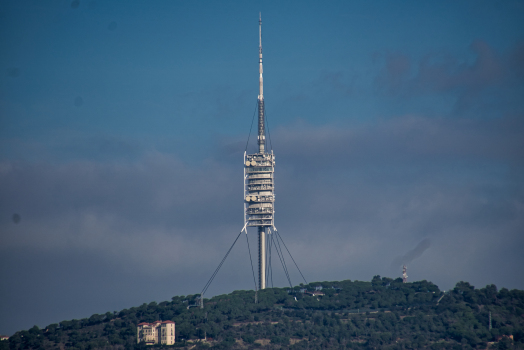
left=258, top=226, right=266, bottom=290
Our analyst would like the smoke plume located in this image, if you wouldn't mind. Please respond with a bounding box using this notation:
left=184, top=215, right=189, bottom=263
left=391, top=238, right=431, bottom=268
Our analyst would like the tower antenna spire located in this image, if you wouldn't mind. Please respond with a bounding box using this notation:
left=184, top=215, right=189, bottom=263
left=258, top=12, right=263, bottom=101
left=257, top=12, right=265, bottom=154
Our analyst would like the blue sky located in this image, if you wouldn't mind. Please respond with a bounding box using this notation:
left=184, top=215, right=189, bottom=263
left=1, top=0, right=524, bottom=336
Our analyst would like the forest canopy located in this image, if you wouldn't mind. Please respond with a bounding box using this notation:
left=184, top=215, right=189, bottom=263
left=3, top=277, right=523, bottom=350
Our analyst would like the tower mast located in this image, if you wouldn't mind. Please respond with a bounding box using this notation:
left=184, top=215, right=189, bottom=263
left=245, top=13, right=273, bottom=291
left=258, top=12, right=265, bottom=154
left=257, top=12, right=266, bottom=290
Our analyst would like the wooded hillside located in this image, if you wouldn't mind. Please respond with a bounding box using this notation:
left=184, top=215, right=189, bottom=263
left=3, top=277, right=523, bottom=349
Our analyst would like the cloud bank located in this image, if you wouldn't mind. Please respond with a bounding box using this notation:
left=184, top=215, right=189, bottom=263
left=2, top=115, right=523, bottom=329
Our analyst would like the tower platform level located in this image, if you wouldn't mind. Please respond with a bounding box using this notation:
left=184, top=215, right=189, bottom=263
left=244, top=152, right=275, bottom=227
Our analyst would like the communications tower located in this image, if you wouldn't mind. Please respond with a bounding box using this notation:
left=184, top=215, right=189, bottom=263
left=200, top=15, right=305, bottom=302
left=244, top=13, right=274, bottom=290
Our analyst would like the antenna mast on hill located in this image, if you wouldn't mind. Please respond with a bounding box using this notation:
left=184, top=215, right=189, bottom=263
left=244, top=12, right=274, bottom=290
left=402, top=265, right=408, bottom=283
left=200, top=14, right=307, bottom=301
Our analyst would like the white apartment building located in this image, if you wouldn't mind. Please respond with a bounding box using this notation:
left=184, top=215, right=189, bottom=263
left=137, top=320, right=175, bottom=345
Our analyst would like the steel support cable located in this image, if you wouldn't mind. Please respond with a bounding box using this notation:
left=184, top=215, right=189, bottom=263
left=265, top=231, right=273, bottom=288
left=265, top=234, right=268, bottom=287
left=268, top=233, right=271, bottom=288
left=201, top=230, right=243, bottom=296
left=273, top=231, right=290, bottom=280
left=245, top=232, right=258, bottom=292
left=275, top=231, right=293, bottom=287
left=264, top=106, right=273, bottom=151
left=245, top=102, right=258, bottom=152
left=269, top=232, right=274, bottom=288
left=262, top=107, right=274, bottom=289
left=273, top=231, right=293, bottom=288
left=202, top=230, right=242, bottom=295
left=275, top=230, right=308, bottom=284
left=265, top=231, right=270, bottom=286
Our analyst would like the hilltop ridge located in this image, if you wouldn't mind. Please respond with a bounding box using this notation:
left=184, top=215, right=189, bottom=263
left=3, top=277, right=524, bottom=349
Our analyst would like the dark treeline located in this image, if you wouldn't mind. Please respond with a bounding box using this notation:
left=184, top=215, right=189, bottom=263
left=3, top=277, right=523, bottom=349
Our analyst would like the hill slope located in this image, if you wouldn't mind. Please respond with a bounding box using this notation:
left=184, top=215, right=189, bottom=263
left=3, top=277, right=524, bottom=349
